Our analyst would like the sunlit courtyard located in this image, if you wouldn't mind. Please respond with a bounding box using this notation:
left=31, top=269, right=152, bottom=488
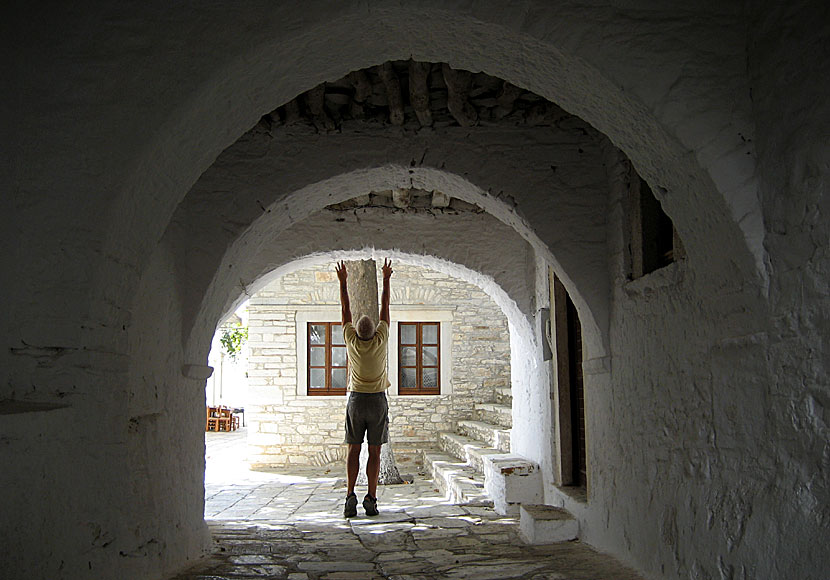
left=171, top=430, right=643, bottom=579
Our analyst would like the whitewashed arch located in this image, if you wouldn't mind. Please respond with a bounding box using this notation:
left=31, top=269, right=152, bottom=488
left=98, top=2, right=764, bottom=333
left=184, top=166, right=606, bottom=365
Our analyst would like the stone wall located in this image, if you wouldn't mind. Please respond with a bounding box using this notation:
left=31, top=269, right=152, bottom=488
left=247, top=262, right=511, bottom=470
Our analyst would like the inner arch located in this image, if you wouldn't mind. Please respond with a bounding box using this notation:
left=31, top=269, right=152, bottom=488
left=183, top=166, right=608, bottom=364
left=224, top=249, right=532, bottom=343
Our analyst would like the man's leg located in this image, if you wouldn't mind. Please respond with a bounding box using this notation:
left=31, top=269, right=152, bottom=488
left=346, top=443, right=361, bottom=496
left=366, top=444, right=382, bottom=498
left=362, top=444, right=382, bottom=516
left=344, top=395, right=363, bottom=517
left=343, top=443, right=361, bottom=517
left=360, top=392, right=386, bottom=516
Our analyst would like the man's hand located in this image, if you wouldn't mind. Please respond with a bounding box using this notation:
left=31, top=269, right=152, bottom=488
left=336, top=261, right=352, bottom=324
left=336, top=261, right=348, bottom=284
left=380, top=259, right=392, bottom=324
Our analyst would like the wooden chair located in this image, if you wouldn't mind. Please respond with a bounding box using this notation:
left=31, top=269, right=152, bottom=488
left=216, top=406, right=232, bottom=431
left=232, top=407, right=245, bottom=427
left=205, top=406, right=218, bottom=431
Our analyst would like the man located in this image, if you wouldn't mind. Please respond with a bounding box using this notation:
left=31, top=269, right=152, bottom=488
left=335, top=258, right=393, bottom=518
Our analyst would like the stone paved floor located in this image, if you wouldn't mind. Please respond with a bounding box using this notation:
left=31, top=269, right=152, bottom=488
left=171, top=430, right=643, bottom=579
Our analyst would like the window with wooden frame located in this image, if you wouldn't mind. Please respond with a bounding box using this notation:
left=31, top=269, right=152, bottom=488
left=629, top=175, right=684, bottom=279
left=307, top=322, right=347, bottom=395
left=398, top=322, right=440, bottom=395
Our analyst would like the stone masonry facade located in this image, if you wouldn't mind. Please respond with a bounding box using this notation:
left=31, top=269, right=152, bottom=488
left=247, top=262, right=511, bottom=470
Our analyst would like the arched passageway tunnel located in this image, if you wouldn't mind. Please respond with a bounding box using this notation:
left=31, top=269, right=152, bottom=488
left=126, top=54, right=777, bottom=580
left=4, top=3, right=829, bottom=580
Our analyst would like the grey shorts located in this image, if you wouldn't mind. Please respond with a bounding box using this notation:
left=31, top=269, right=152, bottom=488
left=344, top=391, right=389, bottom=446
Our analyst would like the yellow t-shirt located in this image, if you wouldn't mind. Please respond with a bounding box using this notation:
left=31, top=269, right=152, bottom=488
left=343, top=320, right=390, bottom=393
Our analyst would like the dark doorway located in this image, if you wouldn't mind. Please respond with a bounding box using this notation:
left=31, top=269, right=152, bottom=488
left=550, top=270, right=588, bottom=495
left=566, top=294, right=587, bottom=488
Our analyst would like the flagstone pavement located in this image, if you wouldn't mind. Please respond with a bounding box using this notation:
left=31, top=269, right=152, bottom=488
left=171, top=429, right=643, bottom=580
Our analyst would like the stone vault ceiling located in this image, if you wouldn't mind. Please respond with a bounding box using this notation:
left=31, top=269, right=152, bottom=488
left=175, top=59, right=611, bottom=354
left=268, top=60, right=596, bottom=132
left=254, top=59, right=603, bottom=212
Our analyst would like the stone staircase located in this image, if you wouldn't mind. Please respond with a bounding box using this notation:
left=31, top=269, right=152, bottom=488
left=422, top=385, right=579, bottom=543
left=422, top=387, right=539, bottom=513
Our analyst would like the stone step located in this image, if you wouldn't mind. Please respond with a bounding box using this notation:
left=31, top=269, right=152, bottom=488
left=438, top=431, right=508, bottom=473
left=457, top=420, right=511, bottom=452
left=474, top=402, right=513, bottom=428
left=484, top=454, right=543, bottom=515
left=495, top=387, right=513, bottom=405
left=519, top=504, right=579, bottom=544
left=423, top=451, right=493, bottom=507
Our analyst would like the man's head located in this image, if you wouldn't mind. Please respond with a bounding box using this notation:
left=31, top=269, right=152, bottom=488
left=355, top=315, right=376, bottom=340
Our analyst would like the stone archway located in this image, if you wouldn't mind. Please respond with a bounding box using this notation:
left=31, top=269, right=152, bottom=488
left=95, top=5, right=764, bottom=341
left=16, top=4, right=830, bottom=580
left=125, top=34, right=764, bottom=574
left=184, top=167, right=582, bottom=361
left=177, top=210, right=548, bottom=477
left=173, top=72, right=617, bottom=366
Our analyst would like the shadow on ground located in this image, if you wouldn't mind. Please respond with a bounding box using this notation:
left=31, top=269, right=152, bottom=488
left=171, top=429, right=643, bottom=579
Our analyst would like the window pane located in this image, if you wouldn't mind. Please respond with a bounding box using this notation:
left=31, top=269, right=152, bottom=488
left=400, top=367, right=417, bottom=389
left=332, top=346, right=347, bottom=367
left=309, top=368, right=326, bottom=389
left=310, top=347, right=326, bottom=366
left=331, top=368, right=347, bottom=390
left=400, top=324, right=416, bottom=344
left=309, top=324, right=326, bottom=345
left=400, top=346, right=417, bottom=366
left=422, top=367, right=438, bottom=389
left=422, top=324, right=438, bottom=344
left=423, top=346, right=438, bottom=365
left=332, top=324, right=344, bottom=345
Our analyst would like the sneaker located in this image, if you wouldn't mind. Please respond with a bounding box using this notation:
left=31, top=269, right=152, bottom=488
left=363, top=493, right=379, bottom=516
left=344, top=493, right=357, bottom=518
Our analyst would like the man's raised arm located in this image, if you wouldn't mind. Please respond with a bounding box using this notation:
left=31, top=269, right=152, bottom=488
left=335, top=261, right=352, bottom=325
left=380, top=259, right=392, bottom=325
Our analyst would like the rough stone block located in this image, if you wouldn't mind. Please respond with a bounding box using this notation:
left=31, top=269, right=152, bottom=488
left=483, top=454, right=542, bottom=515
left=519, top=504, right=579, bottom=544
